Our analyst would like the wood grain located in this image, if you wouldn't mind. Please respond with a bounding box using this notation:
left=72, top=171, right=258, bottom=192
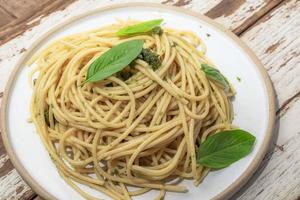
left=234, top=132, right=300, bottom=200
left=0, top=134, right=35, bottom=199
left=0, top=0, right=298, bottom=199
left=229, top=0, right=300, bottom=198
left=0, top=169, right=35, bottom=200
left=0, top=6, right=15, bottom=27
left=241, top=0, right=300, bottom=144
left=0, top=136, right=13, bottom=177
left=0, top=0, right=50, bottom=18
left=205, top=0, right=283, bottom=34
left=0, top=0, right=75, bottom=45
left=205, top=0, right=247, bottom=19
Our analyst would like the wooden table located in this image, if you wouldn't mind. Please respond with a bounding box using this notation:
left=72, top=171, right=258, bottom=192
left=0, top=0, right=299, bottom=199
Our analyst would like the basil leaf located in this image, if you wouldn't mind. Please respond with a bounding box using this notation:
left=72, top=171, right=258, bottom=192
left=201, top=64, right=230, bottom=91
left=85, top=40, right=144, bottom=83
left=117, top=19, right=163, bottom=36
left=197, top=129, right=256, bottom=169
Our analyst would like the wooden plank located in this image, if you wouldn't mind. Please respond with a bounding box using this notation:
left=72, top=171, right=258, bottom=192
left=204, top=0, right=283, bottom=34
left=0, top=129, right=37, bottom=199
left=0, top=168, right=36, bottom=200
left=0, top=135, right=35, bottom=199
left=241, top=0, right=300, bottom=143
left=233, top=130, right=300, bottom=200
left=0, top=6, right=15, bottom=27
left=0, top=136, right=13, bottom=177
left=0, top=0, right=75, bottom=45
left=230, top=0, right=300, bottom=198
left=0, top=0, right=51, bottom=18
left=162, top=0, right=284, bottom=34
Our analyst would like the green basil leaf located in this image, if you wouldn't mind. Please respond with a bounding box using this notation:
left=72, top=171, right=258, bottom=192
left=197, top=129, right=256, bottom=169
left=201, top=64, right=230, bottom=91
left=117, top=19, right=163, bottom=36
left=85, top=40, right=144, bottom=83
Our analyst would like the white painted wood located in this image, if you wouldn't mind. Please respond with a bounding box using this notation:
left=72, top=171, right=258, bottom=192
left=0, top=154, right=9, bottom=168
left=202, top=0, right=269, bottom=31
left=0, top=169, right=33, bottom=200
left=233, top=131, right=300, bottom=200
left=241, top=0, right=300, bottom=106
left=241, top=0, right=300, bottom=144
left=231, top=0, right=300, bottom=199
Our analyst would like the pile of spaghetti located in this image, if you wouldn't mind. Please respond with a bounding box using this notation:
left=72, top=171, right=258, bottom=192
left=28, top=20, right=234, bottom=199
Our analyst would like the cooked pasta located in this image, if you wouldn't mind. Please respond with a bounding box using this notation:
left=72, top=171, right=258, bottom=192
left=28, top=20, right=234, bottom=200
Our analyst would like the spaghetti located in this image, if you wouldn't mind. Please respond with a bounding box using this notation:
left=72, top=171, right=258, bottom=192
left=28, top=20, right=234, bottom=200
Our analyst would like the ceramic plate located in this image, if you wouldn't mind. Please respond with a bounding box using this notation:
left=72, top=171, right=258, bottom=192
left=1, top=3, right=275, bottom=200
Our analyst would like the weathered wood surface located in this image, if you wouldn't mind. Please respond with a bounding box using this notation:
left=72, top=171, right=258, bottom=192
left=233, top=1, right=300, bottom=198
left=241, top=0, right=300, bottom=144
left=0, top=0, right=75, bottom=45
left=0, top=0, right=299, bottom=199
left=0, top=6, right=15, bottom=27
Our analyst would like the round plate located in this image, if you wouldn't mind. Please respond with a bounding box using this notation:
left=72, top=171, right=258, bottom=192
left=1, top=3, right=275, bottom=200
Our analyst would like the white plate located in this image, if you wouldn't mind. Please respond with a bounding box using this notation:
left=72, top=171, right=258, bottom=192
left=1, top=3, right=275, bottom=200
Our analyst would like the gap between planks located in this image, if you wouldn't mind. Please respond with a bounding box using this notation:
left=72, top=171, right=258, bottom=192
left=205, top=0, right=284, bottom=35
left=238, top=0, right=285, bottom=36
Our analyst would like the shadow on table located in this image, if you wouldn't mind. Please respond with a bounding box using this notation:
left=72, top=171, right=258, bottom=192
left=230, top=92, right=280, bottom=200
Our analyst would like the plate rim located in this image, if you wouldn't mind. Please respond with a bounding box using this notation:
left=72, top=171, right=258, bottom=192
left=0, top=3, right=275, bottom=200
